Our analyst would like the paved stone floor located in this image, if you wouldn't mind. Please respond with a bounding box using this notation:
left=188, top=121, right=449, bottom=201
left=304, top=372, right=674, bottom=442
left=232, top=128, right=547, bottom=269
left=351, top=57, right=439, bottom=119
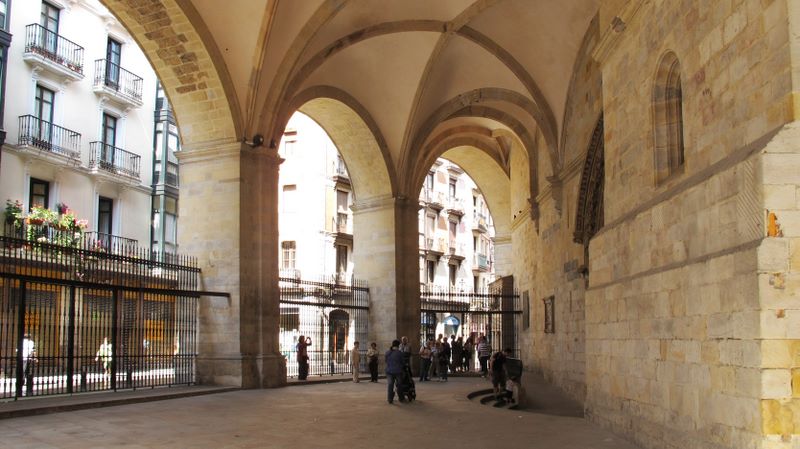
left=0, top=377, right=642, bottom=449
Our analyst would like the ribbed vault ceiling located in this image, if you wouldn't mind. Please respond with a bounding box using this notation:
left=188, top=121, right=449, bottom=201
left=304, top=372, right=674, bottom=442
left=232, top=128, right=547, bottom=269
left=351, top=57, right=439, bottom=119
left=172, top=0, right=601, bottom=199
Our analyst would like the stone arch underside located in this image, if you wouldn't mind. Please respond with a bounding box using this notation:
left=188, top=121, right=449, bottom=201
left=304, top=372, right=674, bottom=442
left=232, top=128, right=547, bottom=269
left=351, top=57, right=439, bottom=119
left=290, top=88, right=396, bottom=201
left=574, top=115, right=604, bottom=269
left=101, top=0, right=241, bottom=147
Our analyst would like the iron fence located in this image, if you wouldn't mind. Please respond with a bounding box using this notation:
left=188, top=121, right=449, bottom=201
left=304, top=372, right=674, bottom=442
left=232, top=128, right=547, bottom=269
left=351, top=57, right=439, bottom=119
left=279, top=274, right=369, bottom=378
left=420, top=285, right=521, bottom=366
left=0, top=233, right=203, bottom=399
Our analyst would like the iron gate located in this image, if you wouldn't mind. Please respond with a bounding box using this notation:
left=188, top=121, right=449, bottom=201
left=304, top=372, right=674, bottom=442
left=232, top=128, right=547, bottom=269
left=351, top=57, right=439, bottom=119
left=279, top=274, right=369, bottom=378
left=420, top=277, right=521, bottom=368
left=0, top=230, right=206, bottom=399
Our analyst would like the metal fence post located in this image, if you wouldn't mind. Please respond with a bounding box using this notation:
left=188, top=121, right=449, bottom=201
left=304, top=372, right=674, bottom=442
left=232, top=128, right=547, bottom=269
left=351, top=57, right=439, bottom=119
left=111, top=288, right=118, bottom=391
left=66, top=285, right=76, bottom=393
left=14, top=282, right=27, bottom=398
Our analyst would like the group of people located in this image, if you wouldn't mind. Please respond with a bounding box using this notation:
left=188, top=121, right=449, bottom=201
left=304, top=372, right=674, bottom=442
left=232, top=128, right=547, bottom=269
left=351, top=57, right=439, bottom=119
left=296, top=333, right=517, bottom=405
left=418, top=333, right=493, bottom=381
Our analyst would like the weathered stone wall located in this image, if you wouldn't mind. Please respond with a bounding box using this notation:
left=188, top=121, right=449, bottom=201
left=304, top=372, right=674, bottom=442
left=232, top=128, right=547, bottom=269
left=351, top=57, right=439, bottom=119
left=582, top=1, right=794, bottom=448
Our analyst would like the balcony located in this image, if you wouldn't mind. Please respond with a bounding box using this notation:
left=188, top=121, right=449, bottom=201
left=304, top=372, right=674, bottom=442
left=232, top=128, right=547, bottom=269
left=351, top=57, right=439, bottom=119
left=88, top=141, right=141, bottom=180
left=23, top=24, right=84, bottom=82
left=446, top=196, right=464, bottom=219
left=332, top=212, right=352, bottom=244
left=17, top=115, right=81, bottom=162
left=332, top=161, right=350, bottom=188
left=93, top=59, right=144, bottom=109
left=446, top=242, right=465, bottom=263
left=472, top=211, right=488, bottom=233
left=84, top=231, right=139, bottom=256
left=421, top=189, right=444, bottom=212
left=473, top=253, right=490, bottom=272
left=421, top=237, right=445, bottom=258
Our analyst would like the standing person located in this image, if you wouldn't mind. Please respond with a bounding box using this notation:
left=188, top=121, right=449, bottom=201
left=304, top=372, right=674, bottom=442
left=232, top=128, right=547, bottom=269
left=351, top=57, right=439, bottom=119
left=430, top=340, right=440, bottom=378
left=439, top=338, right=450, bottom=381
left=21, top=334, right=35, bottom=390
left=419, top=339, right=432, bottom=381
left=95, top=337, right=112, bottom=376
left=366, top=342, right=379, bottom=382
left=462, top=336, right=474, bottom=372
left=399, top=336, right=412, bottom=366
left=477, top=335, right=492, bottom=377
left=385, top=340, right=404, bottom=404
left=489, top=348, right=511, bottom=402
left=350, top=341, right=361, bottom=382
left=452, top=336, right=463, bottom=372
left=297, top=335, right=312, bottom=380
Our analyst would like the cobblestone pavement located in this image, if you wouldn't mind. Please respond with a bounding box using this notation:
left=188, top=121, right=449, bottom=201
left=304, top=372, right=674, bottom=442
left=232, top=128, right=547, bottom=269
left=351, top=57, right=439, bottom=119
left=0, top=377, right=642, bottom=449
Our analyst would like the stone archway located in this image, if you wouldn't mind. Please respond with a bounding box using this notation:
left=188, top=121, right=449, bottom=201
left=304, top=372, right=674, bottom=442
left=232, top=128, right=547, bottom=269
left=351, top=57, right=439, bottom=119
left=573, top=115, right=604, bottom=278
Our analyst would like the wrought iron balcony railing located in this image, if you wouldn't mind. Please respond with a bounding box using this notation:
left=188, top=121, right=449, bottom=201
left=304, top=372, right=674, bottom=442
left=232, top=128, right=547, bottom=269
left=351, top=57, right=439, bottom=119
left=18, top=115, right=81, bottom=159
left=89, top=141, right=141, bottom=178
left=474, top=253, right=489, bottom=270
left=83, top=231, right=139, bottom=255
left=24, top=24, right=84, bottom=75
left=93, top=59, right=143, bottom=104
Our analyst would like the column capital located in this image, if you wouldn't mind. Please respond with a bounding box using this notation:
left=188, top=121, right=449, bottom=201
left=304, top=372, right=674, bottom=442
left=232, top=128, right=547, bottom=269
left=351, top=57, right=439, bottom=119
left=350, top=194, right=396, bottom=214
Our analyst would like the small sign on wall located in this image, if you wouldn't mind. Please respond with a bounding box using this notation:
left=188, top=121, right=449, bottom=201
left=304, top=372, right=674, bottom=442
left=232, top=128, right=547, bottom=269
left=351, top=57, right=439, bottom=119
left=543, top=295, right=555, bottom=333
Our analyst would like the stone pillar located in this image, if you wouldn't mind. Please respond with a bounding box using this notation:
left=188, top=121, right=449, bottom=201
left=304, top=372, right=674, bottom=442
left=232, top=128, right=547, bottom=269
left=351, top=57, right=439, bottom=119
left=351, top=195, right=420, bottom=352
left=178, top=139, right=285, bottom=388
left=493, top=233, right=513, bottom=277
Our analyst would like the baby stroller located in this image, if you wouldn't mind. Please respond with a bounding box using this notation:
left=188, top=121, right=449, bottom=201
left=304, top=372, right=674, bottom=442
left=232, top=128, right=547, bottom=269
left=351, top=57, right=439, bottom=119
left=396, top=364, right=416, bottom=402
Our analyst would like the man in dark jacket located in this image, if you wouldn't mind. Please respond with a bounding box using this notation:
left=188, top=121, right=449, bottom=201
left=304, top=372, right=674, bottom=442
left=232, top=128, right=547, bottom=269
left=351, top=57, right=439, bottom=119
left=385, top=339, right=404, bottom=404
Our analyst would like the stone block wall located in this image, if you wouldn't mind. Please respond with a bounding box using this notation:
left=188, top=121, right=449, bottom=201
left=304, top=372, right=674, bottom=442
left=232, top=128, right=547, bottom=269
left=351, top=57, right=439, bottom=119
left=580, top=1, right=795, bottom=448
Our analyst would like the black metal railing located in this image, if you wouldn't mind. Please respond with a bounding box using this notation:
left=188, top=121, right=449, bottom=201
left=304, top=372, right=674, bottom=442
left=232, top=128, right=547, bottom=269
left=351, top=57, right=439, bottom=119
left=89, top=141, right=141, bottom=178
left=18, top=115, right=81, bottom=159
left=83, top=231, right=139, bottom=256
left=0, top=231, right=204, bottom=400
left=93, top=59, right=143, bottom=104
left=279, top=274, right=369, bottom=378
left=24, top=24, right=84, bottom=75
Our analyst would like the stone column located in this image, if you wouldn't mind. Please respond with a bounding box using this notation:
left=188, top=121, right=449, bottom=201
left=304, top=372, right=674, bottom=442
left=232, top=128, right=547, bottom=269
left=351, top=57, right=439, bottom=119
left=178, top=139, right=286, bottom=388
left=178, top=139, right=243, bottom=387
left=351, top=195, right=420, bottom=352
left=493, top=233, right=513, bottom=277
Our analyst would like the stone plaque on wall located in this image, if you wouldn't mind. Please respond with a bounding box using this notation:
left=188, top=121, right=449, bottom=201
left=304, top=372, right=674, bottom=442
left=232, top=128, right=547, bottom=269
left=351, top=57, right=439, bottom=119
left=543, top=295, right=555, bottom=333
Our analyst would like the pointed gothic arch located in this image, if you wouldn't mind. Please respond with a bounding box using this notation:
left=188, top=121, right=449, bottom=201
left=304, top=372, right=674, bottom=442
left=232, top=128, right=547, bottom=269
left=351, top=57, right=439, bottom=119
left=574, top=116, right=604, bottom=269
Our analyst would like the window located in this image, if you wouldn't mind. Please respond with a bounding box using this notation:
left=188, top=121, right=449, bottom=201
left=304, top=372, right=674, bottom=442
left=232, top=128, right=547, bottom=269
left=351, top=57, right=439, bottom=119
left=448, top=264, right=456, bottom=289
left=281, top=241, right=296, bottom=270
left=336, top=189, right=348, bottom=212
left=35, top=85, right=54, bottom=123
left=0, top=0, right=9, bottom=31
left=449, top=178, right=456, bottom=198
left=426, top=260, right=435, bottom=284
left=29, top=178, right=49, bottom=209
left=653, top=51, right=685, bottom=184
left=426, top=214, right=436, bottom=238
left=336, top=244, right=348, bottom=274
left=98, top=197, right=113, bottom=235
left=163, top=197, right=177, bottom=244
left=426, top=171, right=434, bottom=190
left=40, top=2, right=59, bottom=54
left=448, top=221, right=456, bottom=246
left=282, top=185, right=296, bottom=213
left=101, top=113, right=117, bottom=165
left=105, top=38, right=122, bottom=88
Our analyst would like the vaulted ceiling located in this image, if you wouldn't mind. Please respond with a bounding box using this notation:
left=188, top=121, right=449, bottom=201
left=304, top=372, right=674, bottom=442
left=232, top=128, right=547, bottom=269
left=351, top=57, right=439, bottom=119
left=120, top=0, right=603, bottom=199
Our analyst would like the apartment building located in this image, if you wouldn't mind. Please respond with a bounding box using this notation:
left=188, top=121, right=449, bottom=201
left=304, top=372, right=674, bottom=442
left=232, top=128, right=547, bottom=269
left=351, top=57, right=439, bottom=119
left=0, top=0, right=176, bottom=255
left=278, top=112, right=354, bottom=280
left=419, top=159, right=496, bottom=292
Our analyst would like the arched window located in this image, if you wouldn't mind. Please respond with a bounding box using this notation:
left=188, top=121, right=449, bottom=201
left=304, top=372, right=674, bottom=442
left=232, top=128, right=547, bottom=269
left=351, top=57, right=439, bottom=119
left=653, top=51, right=684, bottom=184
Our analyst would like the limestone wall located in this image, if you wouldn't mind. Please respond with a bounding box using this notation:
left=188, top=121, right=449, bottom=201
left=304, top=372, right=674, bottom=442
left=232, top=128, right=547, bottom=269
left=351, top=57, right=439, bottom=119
left=582, top=1, right=794, bottom=448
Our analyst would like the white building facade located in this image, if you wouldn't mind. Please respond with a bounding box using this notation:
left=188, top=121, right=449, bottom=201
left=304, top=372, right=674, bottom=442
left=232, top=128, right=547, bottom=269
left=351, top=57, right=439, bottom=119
left=419, top=159, right=496, bottom=293
left=278, top=112, right=354, bottom=280
left=0, top=0, right=160, bottom=249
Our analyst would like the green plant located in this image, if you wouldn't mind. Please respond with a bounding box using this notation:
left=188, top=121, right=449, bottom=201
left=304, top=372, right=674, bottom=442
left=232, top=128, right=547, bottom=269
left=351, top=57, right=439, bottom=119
left=4, top=199, right=22, bottom=226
